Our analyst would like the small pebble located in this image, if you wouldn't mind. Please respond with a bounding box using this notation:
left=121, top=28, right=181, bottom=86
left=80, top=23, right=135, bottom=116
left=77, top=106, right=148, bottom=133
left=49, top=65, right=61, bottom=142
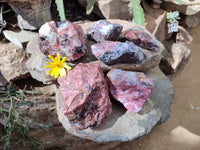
left=190, top=104, right=195, bottom=110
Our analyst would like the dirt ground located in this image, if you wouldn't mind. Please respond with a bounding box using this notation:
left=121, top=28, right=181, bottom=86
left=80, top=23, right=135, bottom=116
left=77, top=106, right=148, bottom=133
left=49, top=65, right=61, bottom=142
left=110, top=25, right=200, bottom=150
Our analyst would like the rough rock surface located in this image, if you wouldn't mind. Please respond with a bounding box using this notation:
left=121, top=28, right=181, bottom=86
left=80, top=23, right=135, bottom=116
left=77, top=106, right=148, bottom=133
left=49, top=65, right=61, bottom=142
left=145, top=3, right=167, bottom=42
left=106, top=69, right=154, bottom=113
left=91, top=41, right=145, bottom=65
left=0, top=42, right=29, bottom=82
left=58, top=63, right=112, bottom=130
left=38, top=20, right=87, bottom=61
left=176, top=26, right=193, bottom=45
left=121, top=26, right=160, bottom=52
left=3, top=30, right=38, bottom=49
left=76, top=19, right=164, bottom=72
left=2, top=0, right=52, bottom=30
left=25, top=36, right=56, bottom=84
left=161, top=0, right=200, bottom=15
left=86, top=20, right=123, bottom=42
left=185, top=13, right=200, bottom=28
left=78, top=0, right=133, bottom=20
left=56, top=67, right=174, bottom=142
left=159, top=42, right=191, bottom=75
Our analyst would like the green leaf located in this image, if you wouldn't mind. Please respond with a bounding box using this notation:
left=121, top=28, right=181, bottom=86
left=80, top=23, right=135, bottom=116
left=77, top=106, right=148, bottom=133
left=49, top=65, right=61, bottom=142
left=131, top=0, right=145, bottom=26
left=55, top=0, right=66, bottom=21
left=174, top=0, right=186, bottom=4
left=86, top=0, right=96, bottom=15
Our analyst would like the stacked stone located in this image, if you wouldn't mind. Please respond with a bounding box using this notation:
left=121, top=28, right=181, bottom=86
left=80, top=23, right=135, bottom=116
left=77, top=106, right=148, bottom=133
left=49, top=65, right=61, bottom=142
left=54, top=20, right=163, bottom=129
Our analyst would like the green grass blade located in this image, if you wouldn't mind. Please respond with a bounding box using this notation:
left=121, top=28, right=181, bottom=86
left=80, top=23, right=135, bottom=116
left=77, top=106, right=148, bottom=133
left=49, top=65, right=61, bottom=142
left=131, top=0, right=145, bottom=26
left=55, top=0, right=66, bottom=21
left=86, top=0, right=96, bottom=15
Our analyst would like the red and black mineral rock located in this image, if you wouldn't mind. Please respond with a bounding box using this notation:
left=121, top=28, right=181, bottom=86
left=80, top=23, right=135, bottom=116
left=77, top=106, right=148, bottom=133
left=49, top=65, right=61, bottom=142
left=58, top=63, right=112, bottom=130
left=91, top=41, right=146, bottom=65
left=122, top=26, right=159, bottom=52
left=86, top=20, right=123, bottom=42
left=38, top=21, right=87, bottom=61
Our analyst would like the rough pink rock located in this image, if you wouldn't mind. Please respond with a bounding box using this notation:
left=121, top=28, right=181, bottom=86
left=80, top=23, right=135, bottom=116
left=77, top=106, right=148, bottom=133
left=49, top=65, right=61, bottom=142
left=86, top=20, right=123, bottom=42
left=91, top=41, right=145, bottom=65
left=58, top=63, right=112, bottom=129
left=121, top=26, right=159, bottom=52
left=106, top=69, right=154, bottom=113
left=38, top=21, right=87, bottom=61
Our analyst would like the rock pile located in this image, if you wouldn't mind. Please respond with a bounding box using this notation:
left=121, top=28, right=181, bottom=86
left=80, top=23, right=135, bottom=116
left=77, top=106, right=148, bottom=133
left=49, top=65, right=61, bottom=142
left=0, top=18, right=174, bottom=146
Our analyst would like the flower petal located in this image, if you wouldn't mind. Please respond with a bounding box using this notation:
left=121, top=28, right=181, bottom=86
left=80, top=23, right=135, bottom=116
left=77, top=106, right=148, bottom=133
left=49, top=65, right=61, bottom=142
left=48, top=55, right=56, bottom=62
left=57, top=53, right=61, bottom=62
left=60, top=67, right=66, bottom=77
left=48, top=68, right=55, bottom=75
left=54, top=69, right=60, bottom=78
left=61, top=57, right=67, bottom=63
left=45, top=64, right=57, bottom=68
left=46, top=62, right=56, bottom=65
left=63, top=63, right=72, bottom=70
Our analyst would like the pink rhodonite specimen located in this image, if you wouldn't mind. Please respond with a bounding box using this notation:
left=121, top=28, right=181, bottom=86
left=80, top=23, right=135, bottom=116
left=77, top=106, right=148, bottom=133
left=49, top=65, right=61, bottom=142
left=38, top=21, right=87, bottom=61
left=58, top=63, right=112, bottom=130
left=106, top=69, right=154, bottom=113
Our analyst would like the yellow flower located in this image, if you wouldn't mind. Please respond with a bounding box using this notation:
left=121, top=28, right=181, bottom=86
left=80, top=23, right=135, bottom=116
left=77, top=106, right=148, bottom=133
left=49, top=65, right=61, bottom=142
left=45, top=54, right=72, bottom=78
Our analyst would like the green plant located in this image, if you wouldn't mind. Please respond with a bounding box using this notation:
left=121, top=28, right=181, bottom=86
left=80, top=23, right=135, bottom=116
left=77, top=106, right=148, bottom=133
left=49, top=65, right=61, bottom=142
left=131, top=0, right=145, bottom=26
left=86, top=0, right=96, bottom=15
left=55, top=0, right=145, bottom=26
left=55, top=0, right=66, bottom=21
left=0, top=83, right=50, bottom=150
left=166, top=11, right=180, bottom=23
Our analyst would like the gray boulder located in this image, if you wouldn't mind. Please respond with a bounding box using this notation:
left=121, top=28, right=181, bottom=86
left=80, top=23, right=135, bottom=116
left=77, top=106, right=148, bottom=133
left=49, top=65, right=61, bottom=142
left=25, top=36, right=56, bottom=84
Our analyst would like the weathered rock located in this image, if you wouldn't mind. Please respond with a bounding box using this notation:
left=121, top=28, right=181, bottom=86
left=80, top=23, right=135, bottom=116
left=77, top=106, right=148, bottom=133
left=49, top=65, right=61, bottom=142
left=121, top=26, right=160, bottom=52
left=106, top=69, right=154, bottom=113
left=145, top=3, right=167, bottom=42
left=0, top=42, right=29, bottom=82
left=57, top=63, right=112, bottom=130
left=1, top=0, right=52, bottom=30
left=185, top=13, right=200, bottom=28
left=0, top=71, right=7, bottom=91
left=86, top=20, right=123, bottom=42
left=25, top=36, right=56, bottom=84
left=91, top=41, right=145, bottom=65
left=176, top=26, right=193, bottom=45
left=76, top=19, right=164, bottom=71
left=3, top=30, right=38, bottom=49
left=159, top=42, right=191, bottom=75
left=56, top=67, right=174, bottom=142
left=161, top=0, right=200, bottom=15
left=38, top=20, right=87, bottom=61
left=29, top=126, right=121, bottom=150
left=78, top=0, right=133, bottom=20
